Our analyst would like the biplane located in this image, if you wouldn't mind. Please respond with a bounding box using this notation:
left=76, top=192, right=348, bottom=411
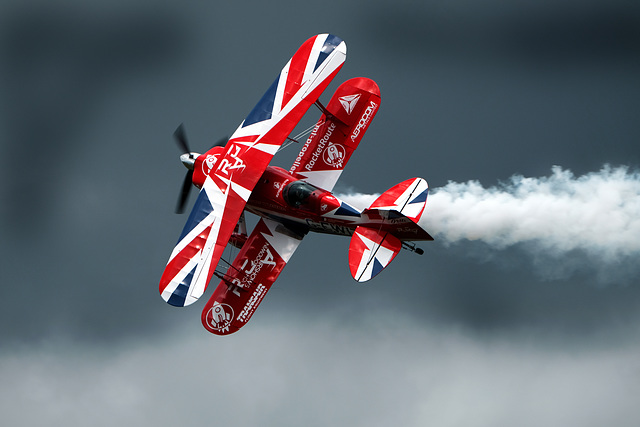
left=159, top=34, right=433, bottom=335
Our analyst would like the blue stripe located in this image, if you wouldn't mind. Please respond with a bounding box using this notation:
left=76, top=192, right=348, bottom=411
left=314, top=34, right=343, bottom=71
left=409, top=188, right=429, bottom=205
left=371, top=257, right=384, bottom=278
left=177, top=188, right=214, bottom=243
left=242, top=77, right=279, bottom=127
left=335, top=202, right=361, bottom=217
left=167, top=265, right=197, bottom=307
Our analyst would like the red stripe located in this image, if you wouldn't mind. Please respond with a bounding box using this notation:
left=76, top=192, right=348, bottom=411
left=281, top=35, right=316, bottom=109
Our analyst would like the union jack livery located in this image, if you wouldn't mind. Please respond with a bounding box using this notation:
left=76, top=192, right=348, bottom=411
left=159, top=34, right=433, bottom=335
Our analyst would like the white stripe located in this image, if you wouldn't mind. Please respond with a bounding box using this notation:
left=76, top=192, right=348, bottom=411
left=252, top=142, right=280, bottom=155
left=297, top=170, right=342, bottom=192
left=231, top=181, right=252, bottom=202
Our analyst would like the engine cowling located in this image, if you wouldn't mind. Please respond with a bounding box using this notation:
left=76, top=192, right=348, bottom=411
left=192, top=146, right=226, bottom=188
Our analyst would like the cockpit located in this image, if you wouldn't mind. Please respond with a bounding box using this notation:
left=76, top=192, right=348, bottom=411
left=283, top=180, right=318, bottom=208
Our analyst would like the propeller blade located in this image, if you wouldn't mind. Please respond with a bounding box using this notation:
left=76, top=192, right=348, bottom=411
left=174, top=123, right=190, bottom=154
left=176, top=170, right=194, bottom=214
left=172, top=124, right=225, bottom=213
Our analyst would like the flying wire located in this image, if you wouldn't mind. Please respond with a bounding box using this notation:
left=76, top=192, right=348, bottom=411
left=277, top=122, right=319, bottom=153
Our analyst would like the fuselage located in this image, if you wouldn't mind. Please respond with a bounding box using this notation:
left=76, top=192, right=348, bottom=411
left=186, top=150, right=431, bottom=241
left=246, top=165, right=360, bottom=237
left=249, top=166, right=433, bottom=241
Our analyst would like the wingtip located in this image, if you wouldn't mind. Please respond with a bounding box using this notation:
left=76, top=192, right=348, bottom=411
left=160, top=282, right=201, bottom=307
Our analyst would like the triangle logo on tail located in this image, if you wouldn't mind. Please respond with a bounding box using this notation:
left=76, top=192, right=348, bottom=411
left=339, top=94, right=360, bottom=115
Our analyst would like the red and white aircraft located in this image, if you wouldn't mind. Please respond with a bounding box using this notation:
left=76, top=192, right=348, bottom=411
left=159, top=34, right=433, bottom=335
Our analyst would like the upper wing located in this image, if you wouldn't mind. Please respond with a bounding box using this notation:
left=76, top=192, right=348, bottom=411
left=201, top=218, right=305, bottom=335
left=289, top=77, right=381, bottom=191
left=159, top=34, right=346, bottom=307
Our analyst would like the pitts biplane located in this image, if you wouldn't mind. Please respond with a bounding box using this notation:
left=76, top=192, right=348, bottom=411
left=159, top=34, right=433, bottom=335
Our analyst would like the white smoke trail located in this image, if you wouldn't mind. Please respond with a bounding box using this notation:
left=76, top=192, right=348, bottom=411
left=339, top=165, right=640, bottom=265
left=425, top=165, right=640, bottom=260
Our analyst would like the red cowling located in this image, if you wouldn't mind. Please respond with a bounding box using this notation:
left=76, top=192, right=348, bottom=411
left=192, top=146, right=226, bottom=188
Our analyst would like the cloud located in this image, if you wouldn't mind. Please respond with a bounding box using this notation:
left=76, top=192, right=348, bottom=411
left=2, top=317, right=639, bottom=427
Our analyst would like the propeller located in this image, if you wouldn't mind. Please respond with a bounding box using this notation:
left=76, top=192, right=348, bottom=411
left=172, top=124, right=228, bottom=214
left=174, top=124, right=196, bottom=214
left=174, top=123, right=191, bottom=154
left=176, top=169, right=194, bottom=214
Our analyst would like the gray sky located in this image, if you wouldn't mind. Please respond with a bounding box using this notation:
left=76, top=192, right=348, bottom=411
left=1, top=0, right=639, bottom=426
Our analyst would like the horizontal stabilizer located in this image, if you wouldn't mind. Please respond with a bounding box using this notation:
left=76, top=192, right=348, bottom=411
left=349, top=226, right=402, bottom=282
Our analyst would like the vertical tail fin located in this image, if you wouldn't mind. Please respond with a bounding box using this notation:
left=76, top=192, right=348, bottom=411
left=368, top=177, right=429, bottom=224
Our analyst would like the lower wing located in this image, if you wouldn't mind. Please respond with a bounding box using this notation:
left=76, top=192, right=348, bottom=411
left=200, top=218, right=306, bottom=335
